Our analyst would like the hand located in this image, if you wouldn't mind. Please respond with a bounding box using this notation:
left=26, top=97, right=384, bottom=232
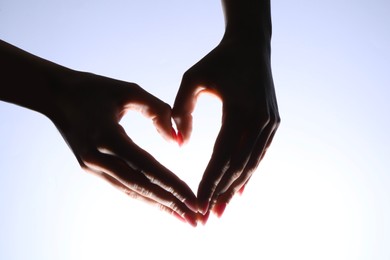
left=50, top=71, right=198, bottom=226
left=172, top=37, right=280, bottom=219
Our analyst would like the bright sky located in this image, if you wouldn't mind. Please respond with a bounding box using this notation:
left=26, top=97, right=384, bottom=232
left=1, top=0, right=390, bottom=259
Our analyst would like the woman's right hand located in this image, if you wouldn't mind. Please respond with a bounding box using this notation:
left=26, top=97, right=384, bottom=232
left=50, top=71, right=199, bottom=226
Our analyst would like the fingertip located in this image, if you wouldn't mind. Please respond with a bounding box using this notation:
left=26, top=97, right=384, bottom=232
left=197, top=182, right=213, bottom=214
left=198, top=211, right=210, bottom=225
left=213, top=202, right=227, bottom=218
left=172, top=113, right=193, bottom=146
left=177, top=131, right=184, bottom=146
left=156, top=124, right=176, bottom=143
left=171, top=127, right=178, bottom=140
left=170, top=127, right=184, bottom=147
left=184, top=213, right=198, bottom=228
left=173, top=75, right=199, bottom=145
left=183, top=198, right=198, bottom=213
left=238, top=184, right=246, bottom=195
left=198, top=200, right=210, bottom=215
left=150, top=104, right=177, bottom=143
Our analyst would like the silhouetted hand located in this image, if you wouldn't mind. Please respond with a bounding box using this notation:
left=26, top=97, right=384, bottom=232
left=173, top=33, right=280, bottom=218
left=49, top=71, right=198, bottom=226
left=1, top=40, right=199, bottom=226
left=1, top=38, right=200, bottom=226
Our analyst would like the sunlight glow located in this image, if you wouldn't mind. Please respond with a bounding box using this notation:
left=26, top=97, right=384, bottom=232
left=1, top=0, right=389, bottom=259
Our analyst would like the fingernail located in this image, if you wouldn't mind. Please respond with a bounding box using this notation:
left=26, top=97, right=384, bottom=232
left=199, top=200, right=209, bottom=215
left=177, top=131, right=184, bottom=146
left=238, top=184, right=246, bottom=195
left=199, top=211, right=210, bottom=225
left=214, top=203, right=227, bottom=218
left=183, top=198, right=198, bottom=213
left=184, top=213, right=198, bottom=228
left=171, top=128, right=177, bottom=141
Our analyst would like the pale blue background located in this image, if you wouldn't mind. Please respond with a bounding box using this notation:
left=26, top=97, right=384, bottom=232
left=1, top=0, right=389, bottom=259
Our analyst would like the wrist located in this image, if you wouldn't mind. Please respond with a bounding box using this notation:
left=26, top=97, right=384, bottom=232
left=0, top=40, right=78, bottom=120
left=221, top=0, right=272, bottom=46
left=41, top=67, right=80, bottom=122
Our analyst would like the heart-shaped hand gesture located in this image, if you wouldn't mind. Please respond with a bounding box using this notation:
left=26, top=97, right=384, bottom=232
left=0, top=0, right=279, bottom=227
left=43, top=34, right=279, bottom=226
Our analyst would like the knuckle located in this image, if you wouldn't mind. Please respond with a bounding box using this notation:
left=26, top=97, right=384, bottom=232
left=167, top=201, right=180, bottom=213
left=275, top=114, right=281, bottom=128
left=178, top=71, right=195, bottom=91
left=269, top=111, right=280, bottom=125
left=249, top=163, right=258, bottom=174
left=257, top=109, right=281, bottom=131
left=159, top=102, right=172, bottom=115
left=132, top=184, right=152, bottom=198
left=157, top=203, right=166, bottom=212
left=80, top=152, right=94, bottom=165
left=269, top=113, right=281, bottom=133
left=182, top=70, right=194, bottom=81
left=79, top=163, right=91, bottom=173
left=78, top=150, right=99, bottom=171
left=252, top=112, right=270, bottom=130
left=231, top=169, right=242, bottom=181
left=126, top=189, right=139, bottom=200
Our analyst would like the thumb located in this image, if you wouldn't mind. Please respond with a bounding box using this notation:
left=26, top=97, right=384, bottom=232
left=172, top=72, right=203, bottom=145
left=121, top=83, right=176, bottom=143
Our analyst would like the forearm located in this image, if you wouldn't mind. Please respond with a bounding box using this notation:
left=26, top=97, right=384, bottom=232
left=0, top=40, right=74, bottom=117
left=221, top=0, right=272, bottom=45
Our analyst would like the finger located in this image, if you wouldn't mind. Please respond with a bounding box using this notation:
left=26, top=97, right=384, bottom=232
left=210, top=122, right=264, bottom=201
left=211, top=111, right=274, bottom=199
left=120, top=84, right=176, bottom=143
left=85, top=166, right=188, bottom=223
left=149, top=102, right=176, bottom=143
left=83, top=150, right=198, bottom=227
left=259, top=126, right=278, bottom=161
left=238, top=180, right=248, bottom=195
left=197, top=109, right=243, bottom=214
left=244, top=120, right=279, bottom=174
left=103, top=125, right=198, bottom=212
left=172, top=71, right=205, bottom=145
left=214, top=124, right=276, bottom=210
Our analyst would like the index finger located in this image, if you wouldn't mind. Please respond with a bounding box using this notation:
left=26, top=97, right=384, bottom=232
left=172, top=71, right=207, bottom=145
left=83, top=150, right=198, bottom=227
left=103, top=125, right=198, bottom=212
left=197, top=108, right=243, bottom=214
